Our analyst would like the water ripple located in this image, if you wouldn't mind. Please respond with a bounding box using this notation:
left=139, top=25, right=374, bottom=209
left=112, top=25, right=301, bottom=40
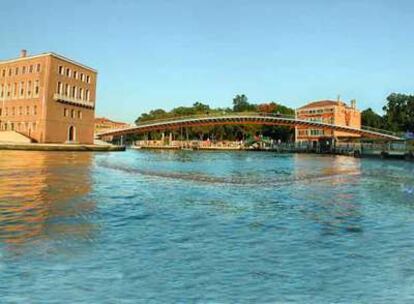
left=1, top=151, right=414, bottom=303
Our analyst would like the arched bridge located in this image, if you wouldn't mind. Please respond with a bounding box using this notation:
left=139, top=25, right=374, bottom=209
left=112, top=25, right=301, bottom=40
left=97, top=113, right=402, bottom=140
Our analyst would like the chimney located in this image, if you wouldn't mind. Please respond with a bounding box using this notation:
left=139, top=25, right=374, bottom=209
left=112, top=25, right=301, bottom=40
left=20, top=49, right=27, bottom=58
left=350, top=99, right=356, bottom=109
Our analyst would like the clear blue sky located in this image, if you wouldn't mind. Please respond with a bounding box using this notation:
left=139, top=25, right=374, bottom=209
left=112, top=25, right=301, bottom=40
left=1, top=0, right=413, bottom=122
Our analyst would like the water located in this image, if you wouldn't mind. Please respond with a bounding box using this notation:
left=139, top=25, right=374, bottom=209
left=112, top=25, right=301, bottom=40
left=1, top=150, right=414, bottom=303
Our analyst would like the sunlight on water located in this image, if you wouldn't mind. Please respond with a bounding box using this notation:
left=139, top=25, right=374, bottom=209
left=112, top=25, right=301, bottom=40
left=1, top=150, right=414, bottom=303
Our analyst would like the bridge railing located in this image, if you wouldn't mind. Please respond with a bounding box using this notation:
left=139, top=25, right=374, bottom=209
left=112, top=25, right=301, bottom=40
left=135, top=113, right=400, bottom=136
left=134, top=112, right=296, bottom=127
left=360, top=125, right=401, bottom=138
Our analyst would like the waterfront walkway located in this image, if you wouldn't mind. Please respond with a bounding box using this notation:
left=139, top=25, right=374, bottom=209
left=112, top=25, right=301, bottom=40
left=0, top=142, right=125, bottom=151
left=133, top=140, right=414, bottom=160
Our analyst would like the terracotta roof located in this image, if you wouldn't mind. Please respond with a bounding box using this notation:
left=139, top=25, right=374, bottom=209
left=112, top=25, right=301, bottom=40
left=95, top=117, right=128, bottom=125
left=298, top=100, right=345, bottom=109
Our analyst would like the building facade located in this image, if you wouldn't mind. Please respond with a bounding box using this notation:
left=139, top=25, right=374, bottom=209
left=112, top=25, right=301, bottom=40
left=296, top=100, right=361, bottom=143
left=0, top=50, right=97, bottom=144
left=94, top=117, right=129, bottom=135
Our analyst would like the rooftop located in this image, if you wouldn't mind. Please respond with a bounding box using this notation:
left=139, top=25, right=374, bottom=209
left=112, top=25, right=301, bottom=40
left=0, top=50, right=97, bottom=73
left=298, top=100, right=346, bottom=109
left=95, top=117, right=128, bottom=125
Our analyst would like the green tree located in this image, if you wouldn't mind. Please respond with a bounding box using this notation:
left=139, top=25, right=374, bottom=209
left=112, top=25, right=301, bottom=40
left=383, top=93, right=414, bottom=132
left=135, top=108, right=169, bottom=124
left=192, top=102, right=210, bottom=113
left=361, top=108, right=384, bottom=129
left=134, top=98, right=296, bottom=141
left=258, top=102, right=295, bottom=141
left=232, top=94, right=256, bottom=112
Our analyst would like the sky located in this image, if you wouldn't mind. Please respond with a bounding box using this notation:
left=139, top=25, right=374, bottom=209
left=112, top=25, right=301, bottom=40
left=1, top=0, right=413, bottom=122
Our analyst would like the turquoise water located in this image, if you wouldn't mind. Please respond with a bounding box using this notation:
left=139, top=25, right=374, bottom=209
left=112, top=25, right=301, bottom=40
left=1, top=150, right=414, bottom=303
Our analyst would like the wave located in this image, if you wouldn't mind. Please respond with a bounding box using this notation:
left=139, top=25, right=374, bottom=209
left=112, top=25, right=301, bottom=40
left=97, top=160, right=361, bottom=187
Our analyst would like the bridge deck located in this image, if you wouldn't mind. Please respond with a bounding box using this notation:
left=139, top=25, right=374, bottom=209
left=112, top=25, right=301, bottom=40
left=97, top=113, right=402, bottom=141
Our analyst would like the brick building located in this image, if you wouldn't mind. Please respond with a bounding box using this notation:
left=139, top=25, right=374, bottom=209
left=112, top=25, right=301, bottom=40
left=0, top=50, right=97, bottom=144
left=94, top=117, right=129, bottom=135
left=296, top=99, right=361, bottom=143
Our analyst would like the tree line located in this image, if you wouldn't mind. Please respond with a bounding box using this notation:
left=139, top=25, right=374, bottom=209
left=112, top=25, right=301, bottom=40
left=132, top=92, right=414, bottom=142
left=134, top=95, right=295, bottom=142
left=362, top=93, right=414, bottom=135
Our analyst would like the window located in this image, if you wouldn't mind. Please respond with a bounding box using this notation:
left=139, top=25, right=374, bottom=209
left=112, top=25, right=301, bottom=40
left=310, top=129, right=324, bottom=136
left=20, top=81, right=24, bottom=97
left=13, top=83, right=17, bottom=97
left=57, top=82, right=62, bottom=94
left=0, top=85, right=3, bottom=98
left=80, top=73, right=84, bottom=82
left=36, top=64, right=41, bottom=72
left=66, top=68, right=71, bottom=77
left=85, top=89, right=90, bottom=101
left=72, top=86, right=76, bottom=97
left=15, top=67, right=19, bottom=75
left=22, top=66, right=26, bottom=74
left=78, top=110, right=82, bottom=119
left=1, top=69, right=5, bottom=77
left=86, top=75, right=90, bottom=83
left=26, top=106, right=30, bottom=115
left=27, top=81, right=32, bottom=96
left=29, top=65, right=33, bottom=73
left=59, top=66, right=63, bottom=75
left=33, top=106, right=37, bottom=115
left=79, top=88, right=83, bottom=100
left=34, top=80, right=39, bottom=96
left=65, top=84, right=69, bottom=96
left=19, top=106, right=22, bottom=115
left=73, top=71, right=78, bottom=79
left=71, top=109, right=75, bottom=118
left=64, top=108, right=68, bottom=117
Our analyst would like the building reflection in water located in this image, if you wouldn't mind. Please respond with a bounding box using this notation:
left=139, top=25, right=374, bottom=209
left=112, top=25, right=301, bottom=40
left=0, top=151, right=97, bottom=246
left=292, top=154, right=363, bottom=236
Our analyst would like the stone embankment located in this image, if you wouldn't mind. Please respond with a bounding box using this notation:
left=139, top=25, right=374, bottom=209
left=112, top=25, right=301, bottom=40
left=0, top=132, right=125, bottom=151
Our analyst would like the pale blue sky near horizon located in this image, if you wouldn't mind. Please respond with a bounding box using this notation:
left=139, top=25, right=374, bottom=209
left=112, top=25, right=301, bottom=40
left=1, top=0, right=413, bottom=122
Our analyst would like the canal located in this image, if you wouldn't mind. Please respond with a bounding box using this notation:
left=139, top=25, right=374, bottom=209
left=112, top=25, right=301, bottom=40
left=1, top=150, right=414, bottom=303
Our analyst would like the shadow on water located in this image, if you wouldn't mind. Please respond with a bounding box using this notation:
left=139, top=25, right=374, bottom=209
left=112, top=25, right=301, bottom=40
left=97, top=160, right=362, bottom=187
left=0, top=151, right=98, bottom=248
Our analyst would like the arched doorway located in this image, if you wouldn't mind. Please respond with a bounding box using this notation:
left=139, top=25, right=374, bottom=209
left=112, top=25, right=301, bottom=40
left=68, top=125, right=76, bottom=142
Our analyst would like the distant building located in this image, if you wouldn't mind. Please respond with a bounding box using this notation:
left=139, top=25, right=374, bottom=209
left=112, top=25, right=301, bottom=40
left=95, top=117, right=129, bottom=134
left=296, top=99, right=361, bottom=143
left=0, top=50, right=97, bottom=144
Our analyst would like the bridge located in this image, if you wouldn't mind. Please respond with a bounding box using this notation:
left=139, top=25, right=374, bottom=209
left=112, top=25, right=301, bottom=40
left=96, top=113, right=402, bottom=141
